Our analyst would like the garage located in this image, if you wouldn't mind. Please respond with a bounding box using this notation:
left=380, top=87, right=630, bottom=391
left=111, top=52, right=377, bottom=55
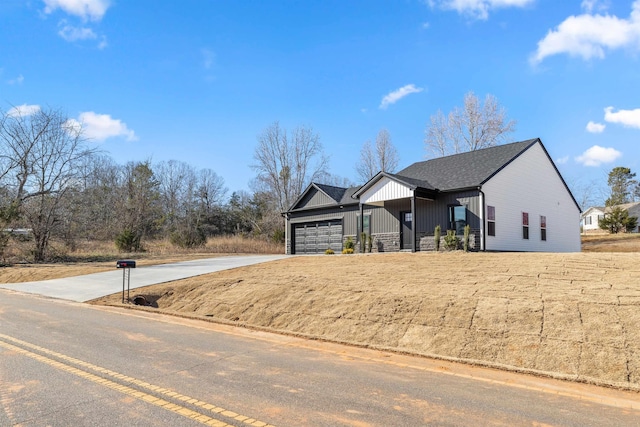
left=293, top=221, right=343, bottom=254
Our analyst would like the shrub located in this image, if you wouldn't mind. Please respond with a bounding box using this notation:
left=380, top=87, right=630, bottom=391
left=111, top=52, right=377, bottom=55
left=366, top=234, right=373, bottom=253
left=434, top=225, right=441, bottom=251
left=169, top=227, right=206, bottom=249
left=443, top=229, right=459, bottom=251
left=325, top=248, right=335, bottom=255
left=115, top=229, right=143, bottom=252
left=344, top=236, right=355, bottom=250
left=463, top=225, right=470, bottom=252
left=342, top=248, right=354, bottom=254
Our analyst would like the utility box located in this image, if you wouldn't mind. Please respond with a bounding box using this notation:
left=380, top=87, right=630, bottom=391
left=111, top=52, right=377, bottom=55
left=116, top=259, right=136, bottom=268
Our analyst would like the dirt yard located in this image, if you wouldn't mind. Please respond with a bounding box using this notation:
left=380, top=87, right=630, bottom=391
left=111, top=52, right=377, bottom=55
left=87, top=251, right=640, bottom=391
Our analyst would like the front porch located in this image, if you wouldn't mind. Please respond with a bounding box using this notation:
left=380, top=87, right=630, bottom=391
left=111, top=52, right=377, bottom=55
left=352, top=173, right=481, bottom=253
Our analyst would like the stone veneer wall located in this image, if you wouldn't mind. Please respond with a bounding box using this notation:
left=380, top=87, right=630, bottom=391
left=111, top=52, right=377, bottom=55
left=343, top=230, right=480, bottom=253
left=419, top=229, right=479, bottom=251
left=372, top=232, right=401, bottom=253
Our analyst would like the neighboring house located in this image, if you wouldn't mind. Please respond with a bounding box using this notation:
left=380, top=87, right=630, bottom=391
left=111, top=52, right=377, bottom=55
left=284, top=138, right=582, bottom=254
left=581, top=206, right=605, bottom=234
left=625, top=202, right=640, bottom=233
left=582, top=202, right=640, bottom=234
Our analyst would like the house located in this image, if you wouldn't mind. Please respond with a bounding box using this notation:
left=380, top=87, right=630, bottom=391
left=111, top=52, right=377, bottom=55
left=582, top=202, right=640, bottom=234
left=580, top=206, right=606, bottom=234
left=284, top=138, right=582, bottom=254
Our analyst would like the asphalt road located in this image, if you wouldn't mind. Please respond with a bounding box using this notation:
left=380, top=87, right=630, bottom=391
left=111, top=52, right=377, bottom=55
left=1, top=290, right=639, bottom=426
left=0, top=255, right=287, bottom=302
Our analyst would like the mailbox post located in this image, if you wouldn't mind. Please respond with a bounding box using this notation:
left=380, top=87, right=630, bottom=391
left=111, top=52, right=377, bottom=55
left=116, top=259, right=136, bottom=303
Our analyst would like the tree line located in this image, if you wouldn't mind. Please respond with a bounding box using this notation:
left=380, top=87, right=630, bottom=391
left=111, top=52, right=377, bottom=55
left=1, top=92, right=518, bottom=262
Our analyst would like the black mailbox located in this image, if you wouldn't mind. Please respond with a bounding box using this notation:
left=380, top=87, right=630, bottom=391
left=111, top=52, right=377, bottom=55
left=116, top=259, right=136, bottom=268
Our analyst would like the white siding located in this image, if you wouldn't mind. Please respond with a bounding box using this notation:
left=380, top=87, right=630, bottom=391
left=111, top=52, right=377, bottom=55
left=482, top=142, right=581, bottom=252
left=581, top=208, right=605, bottom=232
left=360, top=177, right=413, bottom=206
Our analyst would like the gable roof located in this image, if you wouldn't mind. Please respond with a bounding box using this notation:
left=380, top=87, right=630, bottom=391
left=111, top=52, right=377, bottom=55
left=314, top=183, right=348, bottom=203
left=396, top=139, right=539, bottom=191
left=287, top=182, right=359, bottom=212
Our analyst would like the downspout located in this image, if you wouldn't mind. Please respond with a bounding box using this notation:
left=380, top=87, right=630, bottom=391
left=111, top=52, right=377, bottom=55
left=411, top=191, right=416, bottom=253
left=478, top=187, right=485, bottom=251
left=283, top=212, right=290, bottom=255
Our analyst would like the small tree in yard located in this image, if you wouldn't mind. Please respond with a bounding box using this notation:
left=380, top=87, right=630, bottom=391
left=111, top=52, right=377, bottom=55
left=444, top=229, right=459, bottom=251
left=599, top=207, right=638, bottom=234
left=463, top=225, right=471, bottom=252
left=434, top=225, right=441, bottom=251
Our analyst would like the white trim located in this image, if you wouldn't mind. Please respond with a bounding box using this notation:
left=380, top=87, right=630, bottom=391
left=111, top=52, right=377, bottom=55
left=359, top=177, right=413, bottom=205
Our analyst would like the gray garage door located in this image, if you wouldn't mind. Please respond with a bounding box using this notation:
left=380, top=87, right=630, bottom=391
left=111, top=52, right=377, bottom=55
left=294, top=221, right=343, bottom=254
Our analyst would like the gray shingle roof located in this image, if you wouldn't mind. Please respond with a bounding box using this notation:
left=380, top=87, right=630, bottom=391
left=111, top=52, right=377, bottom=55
left=396, top=139, right=538, bottom=191
left=315, top=183, right=348, bottom=203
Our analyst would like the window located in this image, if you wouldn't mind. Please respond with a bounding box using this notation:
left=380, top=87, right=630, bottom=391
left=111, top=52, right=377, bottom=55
left=487, top=206, right=496, bottom=236
left=404, top=212, right=412, bottom=222
left=449, top=205, right=467, bottom=234
left=522, top=212, right=529, bottom=240
left=585, top=216, right=592, bottom=225
left=357, top=213, right=371, bottom=237
left=540, top=215, right=547, bottom=241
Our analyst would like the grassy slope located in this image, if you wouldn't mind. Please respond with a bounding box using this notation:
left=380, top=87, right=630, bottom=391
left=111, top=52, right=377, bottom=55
left=92, top=243, right=640, bottom=390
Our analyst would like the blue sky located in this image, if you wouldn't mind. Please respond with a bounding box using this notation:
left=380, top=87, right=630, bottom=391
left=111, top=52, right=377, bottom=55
left=1, top=0, right=639, bottom=205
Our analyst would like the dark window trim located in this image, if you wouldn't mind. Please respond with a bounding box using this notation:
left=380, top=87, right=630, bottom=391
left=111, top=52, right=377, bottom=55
left=487, top=205, right=496, bottom=237
left=448, top=204, right=468, bottom=234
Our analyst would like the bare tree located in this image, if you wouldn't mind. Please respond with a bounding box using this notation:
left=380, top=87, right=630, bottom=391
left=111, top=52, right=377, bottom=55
left=356, top=129, right=399, bottom=182
left=425, top=91, right=516, bottom=158
left=252, top=121, right=329, bottom=213
left=156, top=160, right=198, bottom=232
left=0, top=106, right=96, bottom=261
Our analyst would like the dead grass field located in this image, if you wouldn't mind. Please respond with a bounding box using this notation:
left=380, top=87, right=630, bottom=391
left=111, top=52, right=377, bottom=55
left=90, top=251, right=640, bottom=390
left=4, top=235, right=640, bottom=390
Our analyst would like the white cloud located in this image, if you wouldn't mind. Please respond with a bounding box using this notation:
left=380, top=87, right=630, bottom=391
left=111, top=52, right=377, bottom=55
left=98, top=36, right=108, bottom=50
left=604, top=106, right=640, bottom=129
left=531, top=1, right=640, bottom=64
left=581, top=0, right=609, bottom=13
left=379, top=84, right=424, bottom=109
left=556, top=156, right=569, bottom=165
left=43, top=0, right=110, bottom=21
left=586, top=121, right=606, bottom=133
left=67, top=112, right=137, bottom=142
left=575, top=145, right=622, bottom=166
left=7, top=75, right=24, bottom=85
left=8, top=104, right=41, bottom=117
left=58, top=23, right=97, bottom=41
left=202, top=48, right=215, bottom=69
left=429, top=0, right=534, bottom=20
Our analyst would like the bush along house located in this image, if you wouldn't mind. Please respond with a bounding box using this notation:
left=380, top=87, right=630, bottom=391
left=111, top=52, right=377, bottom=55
left=284, top=138, right=582, bottom=254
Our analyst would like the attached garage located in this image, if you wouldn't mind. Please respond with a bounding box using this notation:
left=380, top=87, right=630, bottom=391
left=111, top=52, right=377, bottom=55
left=293, top=221, right=343, bottom=254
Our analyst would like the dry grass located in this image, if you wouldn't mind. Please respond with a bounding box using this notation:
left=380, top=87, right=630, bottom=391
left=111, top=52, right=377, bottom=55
left=581, top=233, right=640, bottom=252
left=92, top=251, right=640, bottom=390
left=0, top=235, right=281, bottom=283
left=5, top=233, right=640, bottom=389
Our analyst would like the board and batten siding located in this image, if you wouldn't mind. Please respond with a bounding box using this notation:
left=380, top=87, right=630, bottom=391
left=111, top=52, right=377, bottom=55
left=296, top=188, right=335, bottom=210
left=482, top=142, right=581, bottom=252
left=360, top=177, right=412, bottom=205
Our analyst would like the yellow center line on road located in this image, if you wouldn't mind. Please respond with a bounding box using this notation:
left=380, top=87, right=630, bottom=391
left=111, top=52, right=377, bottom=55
left=0, top=333, right=275, bottom=427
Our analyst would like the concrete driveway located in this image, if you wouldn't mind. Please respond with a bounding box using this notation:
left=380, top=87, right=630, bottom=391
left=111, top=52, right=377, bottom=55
left=0, top=255, right=287, bottom=302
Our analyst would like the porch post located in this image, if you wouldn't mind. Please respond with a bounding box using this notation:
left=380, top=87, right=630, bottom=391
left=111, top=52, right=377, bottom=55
left=411, top=192, right=416, bottom=253
left=359, top=202, right=364, bottom=252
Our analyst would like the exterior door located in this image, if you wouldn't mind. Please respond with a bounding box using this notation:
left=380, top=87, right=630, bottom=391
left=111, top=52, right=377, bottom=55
left=400, top=211, right=413, bottom=250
